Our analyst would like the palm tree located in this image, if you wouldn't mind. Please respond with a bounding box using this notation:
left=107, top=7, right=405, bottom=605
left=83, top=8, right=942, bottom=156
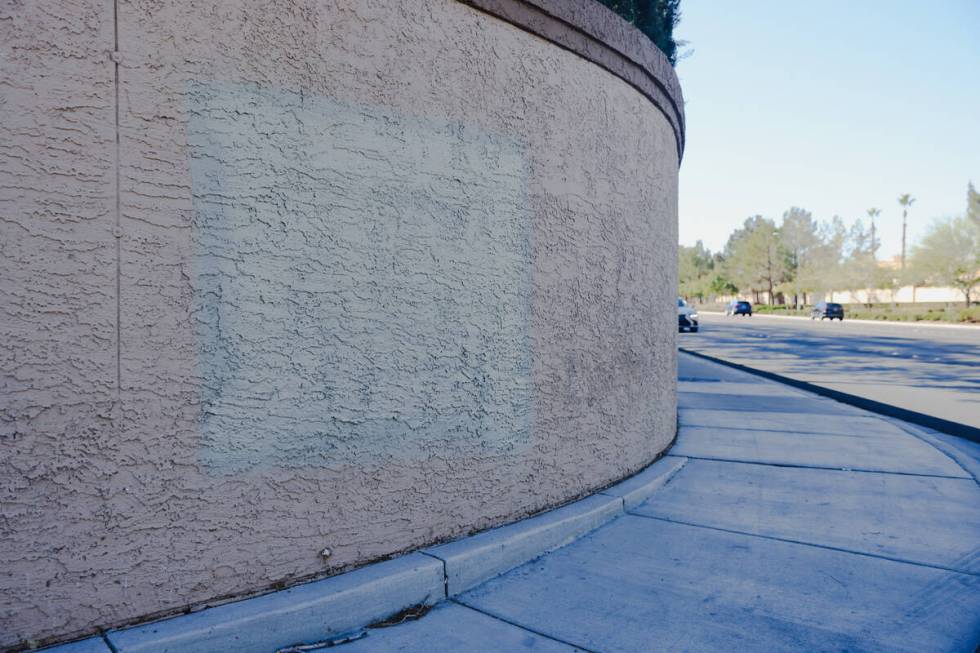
left=897, top=194, right=915, bottom=270
left=866, top=207, right=881, bottom=256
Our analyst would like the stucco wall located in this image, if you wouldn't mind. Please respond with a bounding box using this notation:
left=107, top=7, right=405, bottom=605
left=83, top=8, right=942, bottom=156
left=0, top=0, right=680, bottom=647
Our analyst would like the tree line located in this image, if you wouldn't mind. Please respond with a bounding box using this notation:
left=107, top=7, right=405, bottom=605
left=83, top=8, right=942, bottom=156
left=680, top=183, right=980, bottom=307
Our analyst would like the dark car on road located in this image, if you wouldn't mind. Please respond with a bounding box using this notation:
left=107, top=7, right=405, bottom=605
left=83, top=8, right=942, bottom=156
left=725, top=300, right=752, bottom=316
left=811, top=302, right=845, bottom=321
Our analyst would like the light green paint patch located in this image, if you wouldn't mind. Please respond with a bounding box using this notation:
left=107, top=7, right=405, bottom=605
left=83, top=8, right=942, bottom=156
left=187, top=82, right=531, bottom=471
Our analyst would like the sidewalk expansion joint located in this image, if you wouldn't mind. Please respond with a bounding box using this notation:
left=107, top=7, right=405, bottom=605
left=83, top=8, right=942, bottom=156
left=675, top=454, right=973, bottom=480
left=678, top=423, right=879, bottom=438
left=679, top=406, right=847, bottom=415
left=625, top=512, right=980, bottom=578
left=449, top=599, right=600, bottom=653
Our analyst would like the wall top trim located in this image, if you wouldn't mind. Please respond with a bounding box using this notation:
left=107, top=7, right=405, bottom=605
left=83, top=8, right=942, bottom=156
left=458, top=0, right=686, bottom=161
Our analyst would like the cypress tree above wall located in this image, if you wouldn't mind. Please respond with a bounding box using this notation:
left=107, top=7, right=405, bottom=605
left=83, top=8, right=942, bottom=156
left=597, top=0, right=681, bottom=65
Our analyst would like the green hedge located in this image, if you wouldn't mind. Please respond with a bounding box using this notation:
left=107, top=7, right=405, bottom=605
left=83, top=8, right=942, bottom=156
left=597, top=0, right=681, bottom=65
left=750, top=303, right=980, bottom=324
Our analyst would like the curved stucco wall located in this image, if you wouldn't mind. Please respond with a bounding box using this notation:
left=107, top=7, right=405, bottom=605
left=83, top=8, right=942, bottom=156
left=0, top=0, right=680, bottom=647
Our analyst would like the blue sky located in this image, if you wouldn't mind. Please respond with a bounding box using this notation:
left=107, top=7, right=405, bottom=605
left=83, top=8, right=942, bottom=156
left=674, top=0, right=980, bottom=258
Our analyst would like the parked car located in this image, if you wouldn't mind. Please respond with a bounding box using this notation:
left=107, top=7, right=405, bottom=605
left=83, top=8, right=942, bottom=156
left=725, top=300, right=752, bottom=316
left=677, top=298, right=699, bottom=332
left=811, top=302, right=845, bottom=321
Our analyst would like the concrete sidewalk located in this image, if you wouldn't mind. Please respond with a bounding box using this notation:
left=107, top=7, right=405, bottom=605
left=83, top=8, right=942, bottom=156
left=338, top=353, right=980, bottom=652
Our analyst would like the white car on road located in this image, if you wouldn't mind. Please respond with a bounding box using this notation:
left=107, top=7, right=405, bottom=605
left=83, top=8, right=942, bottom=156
left=678, top=298, right=699, bottom=333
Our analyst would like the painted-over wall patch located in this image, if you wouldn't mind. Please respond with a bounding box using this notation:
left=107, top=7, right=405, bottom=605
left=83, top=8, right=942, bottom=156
left=187, top=82, right=532, bottom=471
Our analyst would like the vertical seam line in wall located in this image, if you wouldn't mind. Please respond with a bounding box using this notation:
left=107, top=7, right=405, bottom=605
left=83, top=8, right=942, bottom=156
left=113, top=0, right=121, bottom=398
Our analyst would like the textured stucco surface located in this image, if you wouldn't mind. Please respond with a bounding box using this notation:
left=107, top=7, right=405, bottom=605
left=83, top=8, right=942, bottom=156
left=0, top=0, right=679, bottom=648
left=187, top=83, right=532, bottom=470
left=0, top=1, right=118, bottom=648
left=460, top=0, right=686, bottom=155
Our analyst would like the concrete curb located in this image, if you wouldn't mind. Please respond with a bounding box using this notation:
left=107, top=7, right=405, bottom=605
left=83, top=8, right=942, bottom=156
left=599, top=455, right=687, bottom=509
left=107, top=553, right=443, bottom=653
left=892, top=422, right=980, bottom=487
left=697, top=310, right=979, bottom=330
left=425, top=455, right=687, bottom=596
left=425, top=494, right=622, bottom=596
left=38, top=638, right=113, bottom=653
left=679, top=348, right=980, bottom=445
left=38, top=455, right=686, bottom=653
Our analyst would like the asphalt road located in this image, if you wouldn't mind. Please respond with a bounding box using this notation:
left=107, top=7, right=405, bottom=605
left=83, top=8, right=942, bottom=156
left=680, top=312, right=980, bottom=430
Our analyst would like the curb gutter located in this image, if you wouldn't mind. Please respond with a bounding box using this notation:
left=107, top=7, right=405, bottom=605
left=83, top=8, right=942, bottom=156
left=39, top=456, right=687, bottom=653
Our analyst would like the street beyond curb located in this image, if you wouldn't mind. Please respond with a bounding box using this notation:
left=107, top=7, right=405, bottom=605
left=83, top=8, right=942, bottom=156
left=696, top=310, right=979, bottom=330
left=678, top=347, right=980, bottom=445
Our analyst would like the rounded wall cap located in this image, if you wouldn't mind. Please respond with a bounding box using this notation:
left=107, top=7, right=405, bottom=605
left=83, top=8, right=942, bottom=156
left=458, top=0, right=686, bottom=162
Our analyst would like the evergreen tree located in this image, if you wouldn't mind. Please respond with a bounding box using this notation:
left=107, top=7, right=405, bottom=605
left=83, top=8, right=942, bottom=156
left=779, top=207, right=821, bottom=307
left=723, top=216, right=786, bottom=305
left=678, top=240, right=714, bottom=300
